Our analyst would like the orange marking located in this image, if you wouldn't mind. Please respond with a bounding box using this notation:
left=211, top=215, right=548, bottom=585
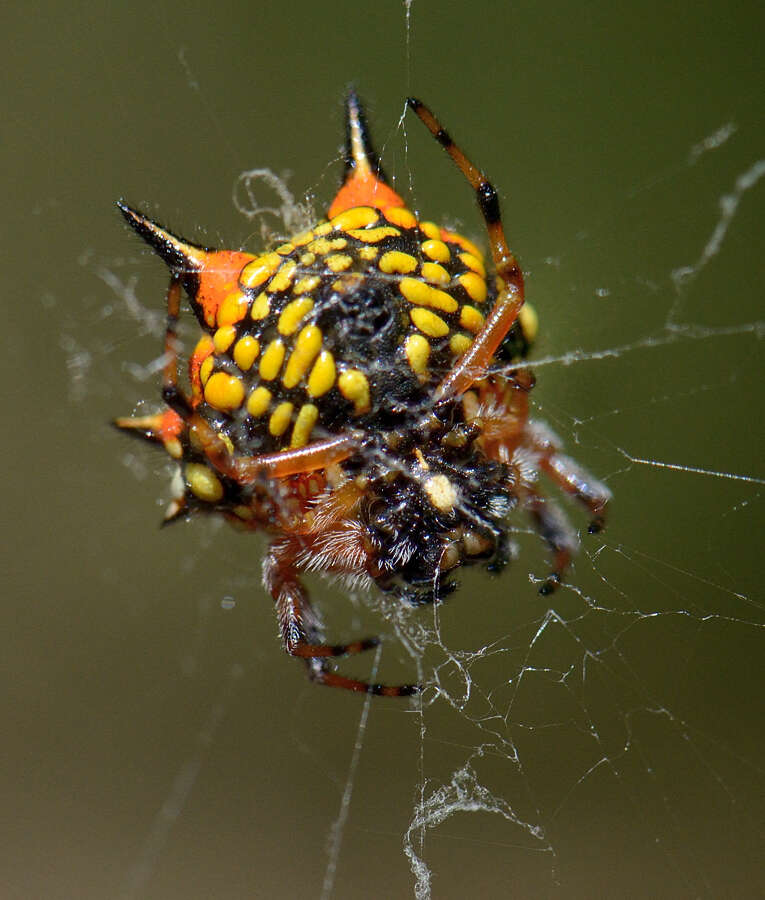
left=193, top=250, right=255, bottom=329
left=328, top=170, right=405, bottom=218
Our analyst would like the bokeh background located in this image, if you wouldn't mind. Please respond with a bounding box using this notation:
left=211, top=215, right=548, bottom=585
left=3, top=1, right=763, bottom=898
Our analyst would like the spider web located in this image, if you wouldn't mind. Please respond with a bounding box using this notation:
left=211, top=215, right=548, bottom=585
left=55, top=13, right=764, bottom=900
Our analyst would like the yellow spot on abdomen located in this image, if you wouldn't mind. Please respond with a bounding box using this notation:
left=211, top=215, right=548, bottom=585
left=277, top=297, right=314, bottom=336
left=330, top=206, right=379, bottom=231
left=326, top=253, right=353, bottom=272
left=459, top=252, right=485, bottom=277
left=459, top=305, right=485, bottom=333
left=269, top=401, right=294, bottom=436
left=419, top=221, right=440, bottom=241
left=338, top=368, right=371, bottom=414
left=518, top=303, right=539, bottom=344
left=294, top=274, right=321, bottom=294
left=204, top=372, right=245, bottom=411
left=459, top=272, right=487, bottom=304
left=400, top=277, right=457, bottom=313
left=379, top=251, right=418, bottom=275
left=283, top=325, right=322, bottom=389
left=213, top=325, right=237, bottom=354
left=259, top=339, right=286, bottom=380
left=217, top=292, right=248, bottom=326
left=185, top=463, right=224, bottom=503
left=267, top=261, right=297, bottom=294
left=233, top=335, right=259, bottom=371
left=421, top=262, right=450, bottom=286
left=404, top=333, right=430, bottom=375
left=410, top=307, right=450, bottom=338
left=290, top=403, right=319, bottom=448
left=421, top=239, right=451, bottom=263
left=250, top=292, right=270, bottom=320
left=246, top=386, right=271, bottom=417
left=347, top=226, right=400, bottom=243
left=199, top=356, right=214, bottom=387
left=384, top=207, right=417, bottom=229
left=240, top=253, right=281, bottom=289
left=449, top=333, right=473, bottom=355
left=307, top=351, right=336, bottom=397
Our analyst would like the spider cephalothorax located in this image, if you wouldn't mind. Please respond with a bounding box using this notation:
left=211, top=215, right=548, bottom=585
left=116, top=91, right=610, bottom=695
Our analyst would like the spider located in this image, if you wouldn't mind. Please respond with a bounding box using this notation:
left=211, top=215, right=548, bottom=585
left=115, top=91, right=610, bottom=696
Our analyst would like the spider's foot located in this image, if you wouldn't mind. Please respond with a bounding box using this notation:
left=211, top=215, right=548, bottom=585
left=539, top=573, right=561, bottom=596
left=588, top=516, right=606, bottom=535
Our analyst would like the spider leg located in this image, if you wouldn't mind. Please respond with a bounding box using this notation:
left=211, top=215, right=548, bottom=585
left=263, top=540, right=420, bottom=697
left=407, top=98, right=525, bottom=403
left=522, top=490, right=579, bottom=595
left=525, top=422, right=611, bottom=533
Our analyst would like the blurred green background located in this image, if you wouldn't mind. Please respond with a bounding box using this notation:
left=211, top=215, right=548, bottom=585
left=2, top=1, right=763, bottom=898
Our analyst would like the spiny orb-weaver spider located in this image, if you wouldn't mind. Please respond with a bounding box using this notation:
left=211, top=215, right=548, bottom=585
left=116, top=92, right=610, bottom=696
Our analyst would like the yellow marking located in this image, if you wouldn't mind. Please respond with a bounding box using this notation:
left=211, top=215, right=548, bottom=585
left=250, top=292, right=270, bottom=320
left=283, top=325, right=322, bottom=388
left=347, top=226, right=399, bottom=243
left=276, top=242, right=294, bottom=255
left=400, top=277, right=458, bottom=313
left=240, top=252, right=281, bottom=289
left=423, top=474, right=458, bottom=513
left=258, top=339, right=286, bottom=380
left=204, top=371, right=245, bottom=411
left=292, top=229, right=315, bottom=247
left=449, top=333, right=473, bottom=355
left=421, top=239, right=451, bottom=264
left=330, top=206, right=378, bottom=231
left=233, top=335, right=259, bottom=371
left=185, top=463, right=223, bottom=503
left=217, top=291, right=248, bottom=326
left=164, top=438, right=182, bottom=459
left=193, top=334, right=214, bottom=356
left=268, top=261, right=297, bottom=293
left=337, top=368, right=371, bottom=414
left=419, top=221, right=440, bottom=241
left=414, top=448, right=429, bottom=470
left=307, top=351, right=336, bottom=397
left=404, top=333, right=430, bottom=375
left=268, top=401, right=294, bottom=436
left=277, top=297, right=314, bottom=336
left=219, top=432, right=234, bottom=455
left=290, top=403, right=319, bottom=448
left=298, top=251, right=316, bottom=267
left=359, top=246, right=378, bottom=261
left=294, top=274, right=321, bottom=294
left=384, top=207, right=417, bottom=229
left=246, top=386, right=272, bottom=417
left=308, top=236, right=348, bottom=255
left=233, top=505, right=253, bottom=520
left=213, top=325, right=237, bottom=354
left=421, top=262, right=450, bottom=286
left=199, top=356, right=214, bottom=386
left=518, top=303, right=539, bottom=344
left=459, top=305, right=485, bottom=333
left=459, top=252, right=485, bottom=277
left=410, top=307, right=449, bottom=338
left=459, top=272, right=487, bottom=304
left=326, top=253, right=353, bottom=272
left=379, top=251, right=418, bottom=274
left=445, top=232, right=483, bottom=259
left=312, top=222, right=333, bottom=236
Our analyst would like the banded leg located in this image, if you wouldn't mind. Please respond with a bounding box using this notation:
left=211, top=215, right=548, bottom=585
left=524, top=421, right=611, bottom=532
left=407, top=98, right=525, bottom=403
left=264, top=540, right=420, bottom=697
left=522, top=490, right=579, bottom=595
